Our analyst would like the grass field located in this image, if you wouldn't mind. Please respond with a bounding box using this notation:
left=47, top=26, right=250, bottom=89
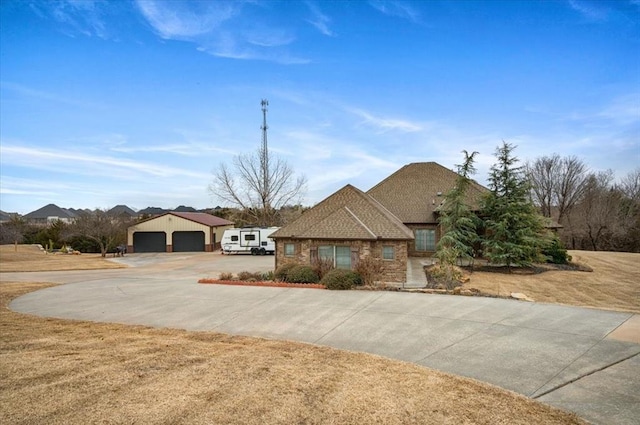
left=463, top=250, right=640, bottom=313
left=0, top=244, right=127, bottom=272
left=0, top=282, right=584, bottom=424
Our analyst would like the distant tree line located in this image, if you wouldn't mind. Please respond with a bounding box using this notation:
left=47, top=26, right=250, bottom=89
left=525, top=154, right=639, bottom=252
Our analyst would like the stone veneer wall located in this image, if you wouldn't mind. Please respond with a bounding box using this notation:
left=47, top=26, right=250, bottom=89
left=275, top=238, right=408, bottom=283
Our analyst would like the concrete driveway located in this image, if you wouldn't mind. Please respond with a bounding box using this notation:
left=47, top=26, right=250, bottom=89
left=4, top=252, right=639, bottom=425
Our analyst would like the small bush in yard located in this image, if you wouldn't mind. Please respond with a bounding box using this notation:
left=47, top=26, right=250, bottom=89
left=542, top=236, right=571, bottom=265
left=355, top=256, right=384, bottom=287
left=218, top=272, right=234, bottom=281
left=261, top=270, right=275, bottom=281
left=321, top=269, right=363, bottom=290
left=285, top=265, right=320, bottom=283
left=274, top=263, right=298, bottom=281
left=312, top=257, right=334, bottom=280
left=425, top=264, right=466, bottom=290
left=237, top=271, right=263, bottom=281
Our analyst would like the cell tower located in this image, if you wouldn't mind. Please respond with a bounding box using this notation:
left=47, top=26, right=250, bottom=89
left=260, top=99, right=269, bottom=201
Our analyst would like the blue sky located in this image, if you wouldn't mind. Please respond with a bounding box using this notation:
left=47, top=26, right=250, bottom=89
left=1, top=0, right=638, bottom=215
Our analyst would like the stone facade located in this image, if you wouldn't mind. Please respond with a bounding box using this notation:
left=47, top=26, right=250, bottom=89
left=275, top=238, right=408, bottom=283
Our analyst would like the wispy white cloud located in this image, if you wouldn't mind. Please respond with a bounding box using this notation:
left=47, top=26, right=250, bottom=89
left=0, top=81, right=103, bottom=109
left=109, top=142, right=237, bottom=156
left=135, top=0, right=309, bottom=64
left=567, top=0, right=609, bottom=21
left=306, top=2, right=334, bottom=36
left=368, top=0, right=420, bottom=23
left=135, top=0, right=238, bottom=39
left=597, top=92, right=640, bottom=125
left=0, top=144, right=209, bottom=180
left=29, top=0, right=111, bottom=39
left=349, top=108, right=424, bottom=133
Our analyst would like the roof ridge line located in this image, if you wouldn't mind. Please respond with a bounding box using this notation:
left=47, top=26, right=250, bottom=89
left=343, top=206, right=377, bottom=239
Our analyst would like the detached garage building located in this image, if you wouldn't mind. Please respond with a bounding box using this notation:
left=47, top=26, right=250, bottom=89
left=127, top=212, right=233, bottom=253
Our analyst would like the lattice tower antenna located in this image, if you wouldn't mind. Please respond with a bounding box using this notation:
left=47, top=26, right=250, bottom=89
left=260, top=99, right=269, bottom=205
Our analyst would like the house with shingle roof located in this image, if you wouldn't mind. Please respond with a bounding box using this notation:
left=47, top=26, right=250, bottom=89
left=0, top=210, right=18, bottom=223
left=271, top=162, right=489, bottom=283
left=367, top=162, right=487, bottom=257
left=23, top=204, right=77, bottom=224
left=270, top=184, right=415, bottom=282
left=137, top=206, right=168, bottom=219
left=108, top=205, right=137, bottom=219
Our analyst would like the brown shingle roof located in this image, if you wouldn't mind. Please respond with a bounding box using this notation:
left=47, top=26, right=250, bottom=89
left=367, top=162, right=488, bottom=224
left=271, top=185, right=414, bottom=240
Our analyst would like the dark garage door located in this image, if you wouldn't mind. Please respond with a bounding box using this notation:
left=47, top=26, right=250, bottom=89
left=172, top=231, right=205, bottom=252
left=133, top=232, right=166, bottom=253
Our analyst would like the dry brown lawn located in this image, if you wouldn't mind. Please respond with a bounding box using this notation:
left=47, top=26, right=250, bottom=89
left=462, top=250, right=640, bottom=313
left=0, top=244, right=127, bottom=272
left=0, top=282, right=584, bottom=425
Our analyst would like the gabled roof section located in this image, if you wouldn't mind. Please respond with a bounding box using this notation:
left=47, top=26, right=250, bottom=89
left=271, top=185, right=413, bottom=240
left=173, top=205, right=197, bottom=212
left=0, top=210, right=17, bottom=221
left=138, top=207, right=167, bottom=215
left=367, top=162, right=488, bottom=224
left=108, top=205, right=137, bottom=216
left=24, top=204, right=75, bottom=220
left=166, top=212, right=233, bottom=227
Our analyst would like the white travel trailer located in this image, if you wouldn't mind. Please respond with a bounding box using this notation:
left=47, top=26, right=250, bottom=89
left=221, top=227, right=278, bottom=255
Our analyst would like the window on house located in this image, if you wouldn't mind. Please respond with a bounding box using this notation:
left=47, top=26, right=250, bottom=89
left=415, top=229, right=436, bottom=251
left=317, top=245, right=352, bottom=269
left=335, top=246, right=351, bottom=269
left=284, top=243, right=295, bottom=256
left=382, top=245, right=395, bottom=260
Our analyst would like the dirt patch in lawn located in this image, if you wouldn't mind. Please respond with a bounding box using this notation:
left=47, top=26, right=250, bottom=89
left=461, top=250, right=640, bottom=314
left=0, top=282, right=584, bottom=425
left=0, top=244, right=127, bottom=272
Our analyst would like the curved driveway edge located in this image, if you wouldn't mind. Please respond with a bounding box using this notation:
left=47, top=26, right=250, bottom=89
left=4, top=255, right=640, bottom=425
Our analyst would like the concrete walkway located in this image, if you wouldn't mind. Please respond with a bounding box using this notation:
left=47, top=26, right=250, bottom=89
left=404, top=256, right=432, bottom=288
left=4, top=253, right=639, bottom=425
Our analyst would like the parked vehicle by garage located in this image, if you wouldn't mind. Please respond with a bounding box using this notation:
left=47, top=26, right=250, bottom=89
left=221, top=227, right=278, bottom=255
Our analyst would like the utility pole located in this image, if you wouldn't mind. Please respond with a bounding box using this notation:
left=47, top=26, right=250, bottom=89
left=260, top=99, right=270, bottom=213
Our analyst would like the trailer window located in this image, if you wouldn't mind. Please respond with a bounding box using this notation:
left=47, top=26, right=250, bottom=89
left=244, top=234, right=256, bottom=241
left=231, top=236, right=238, bottom=242
left=261, top=241, right=267, bottom=246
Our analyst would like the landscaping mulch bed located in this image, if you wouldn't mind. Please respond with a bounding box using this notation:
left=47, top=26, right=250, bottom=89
left=198, top=279, right=326, bottom=289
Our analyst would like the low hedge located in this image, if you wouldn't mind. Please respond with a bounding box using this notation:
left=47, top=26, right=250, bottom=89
left=274, top=263, right=298, bottom=282
left=285, top=265, right=320, bottom=283
left=321, top=269, right=362, bottom=290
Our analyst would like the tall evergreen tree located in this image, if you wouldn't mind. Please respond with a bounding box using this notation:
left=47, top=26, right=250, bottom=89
left=481, top=142, right=546, bottom=271
left=436, top=150, right=480, bottom=267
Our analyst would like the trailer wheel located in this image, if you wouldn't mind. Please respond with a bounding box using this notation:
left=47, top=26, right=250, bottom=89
left=259, top=248, right=266, bottom=255
left=251, top=248, right=258, bottom=255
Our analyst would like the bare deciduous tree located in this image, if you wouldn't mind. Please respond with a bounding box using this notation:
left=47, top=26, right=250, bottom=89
left=574, top=171, right=617, bottom=251
left=525, top=154, right=589, bottom=224
left=210, top=149, right=307, bottom=227
left=64, top=209, right=130, bottom=257
left=619, top=168, right=640, bottom=202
